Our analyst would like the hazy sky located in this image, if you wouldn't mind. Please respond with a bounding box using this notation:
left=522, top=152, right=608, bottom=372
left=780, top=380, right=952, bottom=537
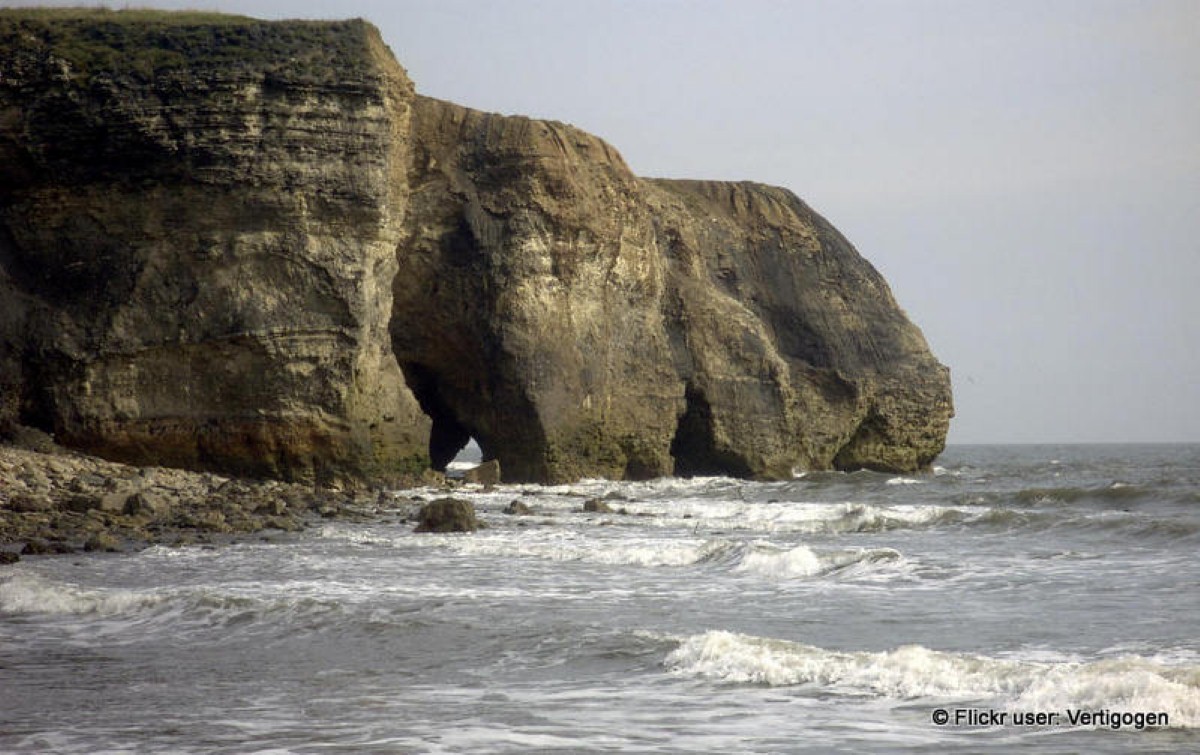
left=6, top=0, right=1198, bottom=443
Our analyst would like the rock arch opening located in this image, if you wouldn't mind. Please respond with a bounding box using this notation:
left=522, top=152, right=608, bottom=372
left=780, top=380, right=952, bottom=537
left=399, top=361, right=491, bottom=473
left=446, top=437, right=483, bottom=475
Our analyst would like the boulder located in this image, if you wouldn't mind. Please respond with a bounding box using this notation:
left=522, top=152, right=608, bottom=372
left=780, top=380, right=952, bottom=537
left=582, top=498, right=614, bottom=514
left=122, top=490, right=169, bottom=518
left=502, top=500, right=534, bottom=516
left=6, top=493, right=52, bottom=513
left=83, top=532, right=121, bottom=553
left=463, top=460, right=502, bottom=486
left=414, top=498, right=478, bottom=533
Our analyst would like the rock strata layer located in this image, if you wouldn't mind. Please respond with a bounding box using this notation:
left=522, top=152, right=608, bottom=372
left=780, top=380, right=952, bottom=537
left=1, top=10, right=952, bottom=485
left=0, top=12, right=428, bottom=485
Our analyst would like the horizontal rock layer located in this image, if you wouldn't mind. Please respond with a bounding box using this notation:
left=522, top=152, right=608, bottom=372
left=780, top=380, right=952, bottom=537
left=0, top=10, right=952, bottom=484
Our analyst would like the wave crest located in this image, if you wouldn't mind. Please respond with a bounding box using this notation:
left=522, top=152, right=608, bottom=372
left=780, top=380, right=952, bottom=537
left=665, top=631, right=1200, bottom=727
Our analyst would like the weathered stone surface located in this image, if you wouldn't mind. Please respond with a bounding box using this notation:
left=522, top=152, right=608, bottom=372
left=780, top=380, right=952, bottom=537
left=0, top=10, right=952, bottom=486
left=395, top=96, right=681, bottom=483
left=413, top=497, right=478, bottom=533
left=582, top=498, right=614, bottom=514
left=0, top=11, right=429, bottom=485
left=397, top=98, right=952, bottom=480
left=83, top=531, right=121, bottom=552
left=463, top=459, right=502, bottom=486
left=502, top=500, right=534, bottom=516
left=0, top=442, right=357, bottom=554
left=646, top=179, right=953, bottom=475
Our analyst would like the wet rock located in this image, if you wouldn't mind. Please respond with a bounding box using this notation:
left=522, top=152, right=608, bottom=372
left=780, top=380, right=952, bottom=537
left=503, top=500, right=534, bottom=516
left=464, top=459, right=502, bottom=486
left=264, top=516, right=304, bottom=532
left=583, top=498, right=614, bottom=514
left=62, top=493, right=103, bottom=513
left=122, top=490, right=168, bottom=518
left=83, top=532, right=121, bottom=552
left=21, top=538, right=75, bottom=555
left=414, top=498, right=478, bottom=533
left=0, top=551, right=20, bottom=564
left=178, top=510, right=230, bottom=533
left=255, top=498, right=290, bottom=517
left=6, top=493, right=52, bottom=513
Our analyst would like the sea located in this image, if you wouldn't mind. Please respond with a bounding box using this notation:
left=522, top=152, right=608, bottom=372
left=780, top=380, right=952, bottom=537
left=1, top=444, right=1198, bottom=754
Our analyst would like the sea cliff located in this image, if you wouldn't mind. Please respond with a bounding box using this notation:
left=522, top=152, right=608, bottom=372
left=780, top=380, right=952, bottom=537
left=1, top=10, right=952, bottom=486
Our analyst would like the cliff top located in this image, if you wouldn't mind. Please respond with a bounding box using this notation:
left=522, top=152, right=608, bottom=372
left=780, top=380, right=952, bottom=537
left=0, top=8, right=382, bottom=84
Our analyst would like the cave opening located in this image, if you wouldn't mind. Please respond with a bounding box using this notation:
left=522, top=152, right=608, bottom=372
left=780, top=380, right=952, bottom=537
left=669, top=384, right=752, bottom=478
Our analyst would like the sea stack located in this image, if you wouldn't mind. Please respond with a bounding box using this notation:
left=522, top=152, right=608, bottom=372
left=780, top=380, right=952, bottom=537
left=0, top=10, right=952, bottom=484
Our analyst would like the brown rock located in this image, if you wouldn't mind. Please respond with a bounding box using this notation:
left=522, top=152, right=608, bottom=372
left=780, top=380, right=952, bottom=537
left=0, top=10, right=951, bottom=487
left=21, top=538, right=75, bottom=555
left=463, top=459, right=502, bottom=486
left=6, top=493, right=52, bottom=513
left=503, top=500, right=534, bottom=516
left=0, top=12, right=430, bottom=485
left=413, top=498, right=478, bottom=533
left=582, top=498, right=613, bottom=514
left=122, top=490, right=168, bottom=518
left=83, top=532, right=121, bottom=552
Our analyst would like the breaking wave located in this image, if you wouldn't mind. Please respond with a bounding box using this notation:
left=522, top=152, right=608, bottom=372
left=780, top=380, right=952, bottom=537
left=0, top=572, right=167, bottom=616
left=0, top=572, right=347, bottom=641
left=665, top=630, right=1200, bottom=727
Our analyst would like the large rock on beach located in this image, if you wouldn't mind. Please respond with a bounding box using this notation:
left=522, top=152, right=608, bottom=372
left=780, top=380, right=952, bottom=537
left=413, top=498, right=479, bottom=533
left=0, top=9, right=952, bottom=486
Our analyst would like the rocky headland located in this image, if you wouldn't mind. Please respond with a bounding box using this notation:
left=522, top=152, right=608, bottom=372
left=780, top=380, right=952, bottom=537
left=1, top=6, right=953, bottom=544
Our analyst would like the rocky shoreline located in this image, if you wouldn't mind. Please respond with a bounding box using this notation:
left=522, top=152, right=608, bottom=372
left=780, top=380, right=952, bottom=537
left=0, top=428, right=445, bottom=563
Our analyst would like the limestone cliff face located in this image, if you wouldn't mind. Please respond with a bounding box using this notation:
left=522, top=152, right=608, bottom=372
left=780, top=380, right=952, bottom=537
left=647, top=180, right=952, bottom=475
left=0, top=12, right=429, bottom=483
left=395, top=97, right=681, bottom=482
left=398, top=99, right=952, bottom=481
left=0, top=11, right=952, bottom=484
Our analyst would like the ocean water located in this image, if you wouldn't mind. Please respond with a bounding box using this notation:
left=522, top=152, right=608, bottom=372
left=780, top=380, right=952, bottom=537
left=1, top=444, right=1198, bottom=754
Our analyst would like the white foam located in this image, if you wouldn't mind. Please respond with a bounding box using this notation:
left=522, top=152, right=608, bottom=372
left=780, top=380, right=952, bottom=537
left=0, top=572, right=166, bottom=616
left=732, top=544, right=905, bottom=580
left=665, top=631, right=1200, bottom=727
left=624, top=499, right=960, bottom=535
left=734, top=544, right=823, bottom=578
left=449, top=534, right=733, bottom=568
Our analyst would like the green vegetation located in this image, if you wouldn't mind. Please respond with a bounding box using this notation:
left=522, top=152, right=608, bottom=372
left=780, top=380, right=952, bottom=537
left=0, top=7, right=378, bottom=84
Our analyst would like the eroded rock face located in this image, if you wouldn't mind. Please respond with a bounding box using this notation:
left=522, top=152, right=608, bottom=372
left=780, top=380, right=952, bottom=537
left=647, top=180, right=953, bottom=475
left=394, top=97, right=682, bottom=483
left=0, top=11, right=952, bottom=485
left=0, top=14, right=430, bottom=483
left=395, top=98, right=952, bottom=481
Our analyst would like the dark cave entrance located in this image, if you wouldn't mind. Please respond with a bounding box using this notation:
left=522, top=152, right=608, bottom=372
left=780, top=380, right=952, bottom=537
left=427, top=408, right=473, bottom=472
left=669, top=384, right=752, bottom=478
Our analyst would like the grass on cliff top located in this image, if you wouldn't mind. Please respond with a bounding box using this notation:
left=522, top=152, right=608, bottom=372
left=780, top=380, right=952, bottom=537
left=0, top=7, right=379, bottom=84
